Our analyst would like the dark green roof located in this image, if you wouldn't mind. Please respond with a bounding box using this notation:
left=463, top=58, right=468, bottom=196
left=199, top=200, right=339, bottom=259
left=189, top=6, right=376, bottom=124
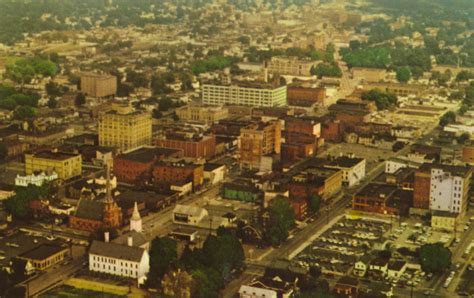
left=75, top=199, right=104, bottom=221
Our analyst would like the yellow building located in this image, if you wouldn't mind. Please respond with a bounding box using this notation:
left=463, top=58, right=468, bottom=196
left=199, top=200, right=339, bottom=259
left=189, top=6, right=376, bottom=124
left=98, top=103, right=152, bottom=152
left=431, top=211, right=458, bottom=232
left=25, top=151, right=82, bottom=180
left=175, top=104, right=228, bottom=124
left=267, top=56, right=316, bottom=76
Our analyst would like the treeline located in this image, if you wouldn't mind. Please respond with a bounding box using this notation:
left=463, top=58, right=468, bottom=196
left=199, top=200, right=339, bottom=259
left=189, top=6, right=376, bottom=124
left=245, top=45, right=335, bottom=64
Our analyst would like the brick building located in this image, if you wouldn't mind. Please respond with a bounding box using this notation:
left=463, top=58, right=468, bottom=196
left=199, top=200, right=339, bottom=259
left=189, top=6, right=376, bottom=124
left=113, top=146, right=183, bottom=184
left=352, top=183, right=398, bottom=214
left=287, top=85, right=326, bottom=107
left=282, top=117, right=323, bottom=165
left=240, top=121, right=281, bottom=171
left=413, top=165, right=431, bottom=209
left=152, top=160, right=204, bottom=191
left=80, top=73, right=117, bottom=98
left=156, top=133, right=216, bottom=160
left=289, top=167, right=343, bottom=201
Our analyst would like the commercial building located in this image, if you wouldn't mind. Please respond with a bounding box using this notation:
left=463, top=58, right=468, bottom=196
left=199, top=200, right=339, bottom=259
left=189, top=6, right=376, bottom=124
left=25, top=151, right=82, bottom=180
left=361, top=82, right=425, bottom=97
left=429, top=165, right=471, bottom=215
left=282, top=117, right=323, bottom=165
left=173, top=204, right=208, bottom=226
left=289, top=167, right=343, bottom=201
left=113, top=146, right=183, bottom=184
left=222, top=182, right=264, bottom=204
left=413, top=165, right=431, bottom=209
left=352, top=183, right=398, bottom=214
left=266, top=56, right=316, bottom=76
left=204, top=163, right=227, bottom=185
left=175, top=104, right=229, bottom=124
left=317, top=155, right=366, bottom=187
left=80, top=73, right=117, bottom=98
left=98, top=103, right=152, bottom=152
left=462, top=145, right=474, bottom=165
left=156, top=132, right=216, bottom=160
left=202, top=81, right=287, bottom=107
left=431, top=211, right=459, bottom=232
left=89, top=239, right=150, bottom=285
left=287, top=84, right=326, bottom=106
left=152, top=160, right=204, bottom=190
left=18, top=244, right=69, bottom=271
left=240, top=121, right=281, bottom=171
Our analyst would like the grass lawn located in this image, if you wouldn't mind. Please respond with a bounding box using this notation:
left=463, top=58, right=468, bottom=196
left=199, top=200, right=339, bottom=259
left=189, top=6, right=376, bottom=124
left=40, top=285, right=126, bottom=298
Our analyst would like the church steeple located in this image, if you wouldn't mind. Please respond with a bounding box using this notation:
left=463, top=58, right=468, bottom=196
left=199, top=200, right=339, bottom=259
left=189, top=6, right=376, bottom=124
left=102, top=164, right=122, bottom=229
left=130, top=201, right=142, bottom=233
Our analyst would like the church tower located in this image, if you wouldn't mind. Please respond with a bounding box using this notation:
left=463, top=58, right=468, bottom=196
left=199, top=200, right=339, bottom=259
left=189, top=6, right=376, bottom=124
left=102, top=165, right=122, bottom=229
left=130, top=202, right=142, bottom=232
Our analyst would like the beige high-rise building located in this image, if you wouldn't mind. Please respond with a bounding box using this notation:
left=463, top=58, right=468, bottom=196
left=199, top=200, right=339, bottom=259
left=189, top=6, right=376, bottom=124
left=239, top=121, right=281, bottom=171
left=98, top=103, right=152, bottom=152
left=266, top=56, right=316, bottom=76
left=80, top=73, right=117, bottom=98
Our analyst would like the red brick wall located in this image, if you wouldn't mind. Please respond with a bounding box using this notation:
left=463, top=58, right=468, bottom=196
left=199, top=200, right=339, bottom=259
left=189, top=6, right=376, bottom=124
left=114, top=158, right=154, bottom=184
left=156, top=136, right=216, bottom=159
left=413, top=171, right=430, bottom=209
left=288, top=86, right=325, bottom=106
left=321, top=121, right=343, bottom=143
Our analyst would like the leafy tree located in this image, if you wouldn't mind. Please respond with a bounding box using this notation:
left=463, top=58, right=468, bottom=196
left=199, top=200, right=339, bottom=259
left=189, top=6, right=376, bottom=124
left=419, top=243, right=452, bottom=273
left=75, top=93, right=86, bottom=106
left=45, top=82, right=62, bottom=96
left=311, top=62, right=342, bottom=78
left=161, top=268, right=195, bottom=298
left=361, top=89, right=397, bottom=110
left=5, top=184, right=50, bottom=219
left=13, top=106, right=36, bottom=120
left=238, top=36, right=250, bottom=45
left=456, top=71, right=474, bottom=82
left=264, top=197, right=295, bottom=246
left=396, top=66, right=411, bottom=83
left=191, top=56, right=237, bottom=74
left=159, top=97, right=173, bottom=112
left=148, top=237, right=177, bottom=287
left=192, top=268, right=221, bottom=298
left=439, top=111, right=456, bottom=127
left=201, top=233, right=244, bottom=280
left=0, top=98, right=17, bottom=110
left=342, top=47, right=390, bottom=69
left=126, top=69, right=149, bottom=89
left=308, top=194, right=321, bottom=213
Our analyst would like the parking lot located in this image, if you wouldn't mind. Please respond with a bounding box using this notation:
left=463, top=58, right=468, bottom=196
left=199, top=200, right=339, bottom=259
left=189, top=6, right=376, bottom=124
left=292, top=216, right=391, bottom=277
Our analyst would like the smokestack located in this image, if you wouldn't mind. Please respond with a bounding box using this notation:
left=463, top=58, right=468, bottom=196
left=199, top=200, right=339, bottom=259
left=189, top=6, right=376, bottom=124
left=104, top=232, right=110, bottom=243
left=127, top=235, right=133, bottom=247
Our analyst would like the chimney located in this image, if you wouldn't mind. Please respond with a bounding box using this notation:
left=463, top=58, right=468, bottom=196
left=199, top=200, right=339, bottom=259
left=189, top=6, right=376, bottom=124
left=104, top=232, right=110, bottom=243
left=127, top=235, right=133, bottom=247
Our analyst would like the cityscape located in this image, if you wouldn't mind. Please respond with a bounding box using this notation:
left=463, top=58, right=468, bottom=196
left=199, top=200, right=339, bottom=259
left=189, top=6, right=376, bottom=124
left=0, top=0, right=473, bottom=297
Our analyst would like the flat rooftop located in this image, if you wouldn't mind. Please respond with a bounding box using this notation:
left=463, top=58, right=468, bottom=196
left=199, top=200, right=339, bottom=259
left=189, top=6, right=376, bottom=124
left=118, top=147, right=182, bottom=163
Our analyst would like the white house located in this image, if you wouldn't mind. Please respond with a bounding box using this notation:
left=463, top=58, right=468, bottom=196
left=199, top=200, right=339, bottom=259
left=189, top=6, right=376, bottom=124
left=384, top=157, right=422, bottom=174
left=173, top=204, right=208, bottom=226
left=15, top=171, right=58, bottom=187
left=171, top=181, right=193, bottom=197
left=204, top=163, right=227, bottom=185
left=353, top=255, right=371, bottom=277
left=429, top=165, right=472, bottom=214
left=239, top=285, right=278, bottom=298
left=323, top=155, right=366, bottom=187
left=89, top=237, right=150, bottom=285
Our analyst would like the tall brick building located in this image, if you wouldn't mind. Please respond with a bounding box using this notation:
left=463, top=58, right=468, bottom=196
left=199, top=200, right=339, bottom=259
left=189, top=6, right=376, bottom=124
left=287, top=85, right=326, bottom=107
left=413, top=165, right=431, bottom=209
left=282, top=117, right=323, bottom=165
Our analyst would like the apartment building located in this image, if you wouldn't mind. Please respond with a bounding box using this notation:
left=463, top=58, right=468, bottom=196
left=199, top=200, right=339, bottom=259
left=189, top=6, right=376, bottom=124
left=266, top=56, right=316, bottom=76
left=98, top=103, right=152, bottom=152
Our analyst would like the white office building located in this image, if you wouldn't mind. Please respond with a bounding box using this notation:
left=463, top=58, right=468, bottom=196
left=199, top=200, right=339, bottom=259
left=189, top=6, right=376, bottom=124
left=202, top=82, right=287, bottom=107
left=429, top=166, right=472, bottom=215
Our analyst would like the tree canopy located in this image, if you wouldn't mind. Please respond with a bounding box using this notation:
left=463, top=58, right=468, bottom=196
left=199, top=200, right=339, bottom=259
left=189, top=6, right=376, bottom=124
left=419, top=243, right=452, bottom=273
left=148, top=237, right=178, bottom=287
left=361, top=89, right=398, bottom=110
left=264, top=197, right=295, bottom=246
left=5, top=184, right=51, bottom=219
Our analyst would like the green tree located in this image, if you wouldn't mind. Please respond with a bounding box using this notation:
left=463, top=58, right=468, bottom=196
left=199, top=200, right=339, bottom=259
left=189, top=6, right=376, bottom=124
left=148, top=237, right=177, bottom=287
left=0, top=98, right=17, bottom=110
left=311, top=62, right=342, bottom=78
left=439, top=111, right=456, bottom=127
left=13, top=106, right=36, bottom=120
left=45, top=82, right=62, bottom=96
left=264, top=197, right=295, bottom=246
left=308, top=194, right=321, bottom=213
left=5, top=184, right=50, bottom=219
left=201, top=233, right=244, bottom=280
left=192, top=268, right=221, bottom=298
left=159, top=97, right=173, bottom=112
left=361, top=89, right=397, bottom=110
left=419, top=243, right=452, bottom=273
left=396, top=66, right=412, bottom=83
